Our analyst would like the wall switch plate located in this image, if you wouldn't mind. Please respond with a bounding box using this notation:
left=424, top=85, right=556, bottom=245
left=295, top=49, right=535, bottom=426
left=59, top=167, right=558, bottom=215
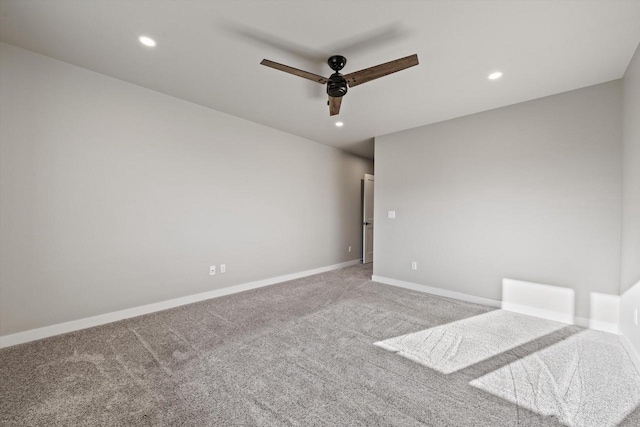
left=209, top=265, right=216, bottom=276
left=388, top=210, right=396, bottom=219
left=411, top=261, right=418, bottom=270
left=348, top=246, right=352, bottom=253
left=220, top=264, right=226, bottom=274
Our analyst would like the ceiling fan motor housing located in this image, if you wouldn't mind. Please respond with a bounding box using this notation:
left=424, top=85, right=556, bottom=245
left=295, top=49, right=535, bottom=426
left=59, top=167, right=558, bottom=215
left=327, top=73, right=348, bottom=97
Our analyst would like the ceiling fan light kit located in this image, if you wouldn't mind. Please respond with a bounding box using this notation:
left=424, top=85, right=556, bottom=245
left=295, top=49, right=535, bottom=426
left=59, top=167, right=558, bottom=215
left=260, top=53, right=419, bottom=116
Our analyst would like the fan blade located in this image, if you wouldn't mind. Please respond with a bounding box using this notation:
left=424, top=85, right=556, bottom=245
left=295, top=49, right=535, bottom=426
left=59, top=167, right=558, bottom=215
left=344, top=54, right=418, bottom=87
left=329, top=96, right=342, bottom=116
left=260, top=59, right=328, bottom=84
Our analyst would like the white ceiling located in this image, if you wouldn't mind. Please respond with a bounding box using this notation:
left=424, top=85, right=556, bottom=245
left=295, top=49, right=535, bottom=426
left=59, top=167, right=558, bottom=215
left=2, top=1, right=640, bottom=159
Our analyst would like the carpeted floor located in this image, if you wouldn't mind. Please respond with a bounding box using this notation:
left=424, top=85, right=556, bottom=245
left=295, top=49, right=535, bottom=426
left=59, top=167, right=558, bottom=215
left=1, top=264, right=639, bottom=426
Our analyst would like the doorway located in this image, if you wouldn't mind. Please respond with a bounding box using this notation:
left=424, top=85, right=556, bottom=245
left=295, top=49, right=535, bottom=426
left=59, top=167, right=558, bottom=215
left=362, top=173, right=374, bottom=264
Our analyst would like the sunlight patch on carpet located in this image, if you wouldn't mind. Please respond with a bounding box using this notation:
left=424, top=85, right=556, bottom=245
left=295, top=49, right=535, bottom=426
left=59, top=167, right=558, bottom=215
left=469, top=329, right=640, bottom=427
left=374, top=310, right=565, bottom=374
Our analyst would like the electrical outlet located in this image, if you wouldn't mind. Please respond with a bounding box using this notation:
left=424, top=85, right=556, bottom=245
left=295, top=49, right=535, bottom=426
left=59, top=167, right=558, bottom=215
left=411, top=261, right=418, bottom=270
left=348, top=246, right=352, bottom=253
left=209, top=265, right=216, bottom=276
left=388, top=210, right=396, bottom=219
left=220, top=264, right=226, bottom=274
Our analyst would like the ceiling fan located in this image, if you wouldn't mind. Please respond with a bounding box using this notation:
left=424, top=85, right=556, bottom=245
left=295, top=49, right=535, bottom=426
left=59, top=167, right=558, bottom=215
left=260, top=54, right=419, bottom=116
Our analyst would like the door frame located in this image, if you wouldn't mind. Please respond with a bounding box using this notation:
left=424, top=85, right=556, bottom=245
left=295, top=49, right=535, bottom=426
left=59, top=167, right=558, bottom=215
left=362, top=173, right=374, bottom=264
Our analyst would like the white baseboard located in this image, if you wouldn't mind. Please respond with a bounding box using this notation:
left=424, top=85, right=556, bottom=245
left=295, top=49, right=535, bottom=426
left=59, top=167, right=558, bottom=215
left=0, top=259, right=362, bottom=349
left=570, top=316, right=618, bottom=333
left=620, top=333, right=640, bottom=376
left=371, top=275, right=502, bottom=308
left=501, top=301, right=574, bottom=325
left=370, top=275, right=619, bottom=334
left=573, top=316, right=589, bottom=328
left=586, top=318, right=619, bottom=334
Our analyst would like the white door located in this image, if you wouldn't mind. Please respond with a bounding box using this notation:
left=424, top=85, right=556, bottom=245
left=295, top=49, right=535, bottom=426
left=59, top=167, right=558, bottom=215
left=363, top=174, right=374, bottom=264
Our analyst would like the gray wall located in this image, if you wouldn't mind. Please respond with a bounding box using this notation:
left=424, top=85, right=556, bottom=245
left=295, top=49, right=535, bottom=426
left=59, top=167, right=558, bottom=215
left=0, top=43, right=372, bottom=336
left=374, top=81, right=623, bottom=319
left=621, top=44, right=640, bottom=293
left=620, top=43, right=640, bottom=355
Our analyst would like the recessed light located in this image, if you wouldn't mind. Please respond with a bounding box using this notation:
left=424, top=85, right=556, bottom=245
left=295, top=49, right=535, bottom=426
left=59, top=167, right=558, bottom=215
left=335, top=122, right=344, bottom=127
left=138, top=36, right=157, bottom=47
left=488, top=71, right=503, bottom=80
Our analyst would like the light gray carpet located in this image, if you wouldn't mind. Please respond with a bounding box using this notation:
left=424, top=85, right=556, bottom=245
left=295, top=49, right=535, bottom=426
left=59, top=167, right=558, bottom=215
left=376, top=310, right=640, bottom=426
left=1, top=264, right=638, bottom=426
